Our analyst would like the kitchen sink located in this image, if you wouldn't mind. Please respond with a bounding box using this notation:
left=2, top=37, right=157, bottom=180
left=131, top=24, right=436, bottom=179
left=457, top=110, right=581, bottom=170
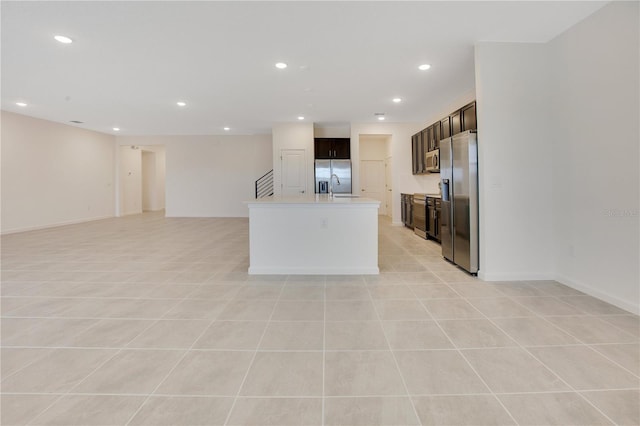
left=333, top=194, right=360, bottom=198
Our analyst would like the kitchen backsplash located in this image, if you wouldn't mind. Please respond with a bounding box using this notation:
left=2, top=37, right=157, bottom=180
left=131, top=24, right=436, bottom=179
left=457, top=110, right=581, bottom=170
left=421, top=173, right=441, bottom=194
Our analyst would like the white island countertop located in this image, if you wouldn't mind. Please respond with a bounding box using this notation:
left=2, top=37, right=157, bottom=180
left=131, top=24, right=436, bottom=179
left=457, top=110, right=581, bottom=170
left=246, top=194, right=381, bottom=205
left=246, top=194, right=380, bottom=275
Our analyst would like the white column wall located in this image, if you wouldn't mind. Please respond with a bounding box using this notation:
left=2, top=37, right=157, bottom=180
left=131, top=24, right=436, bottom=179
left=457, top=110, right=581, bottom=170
left=474, top=2, right=639, bottom=313
left=548, top=1, right=639, bottom=313
left=474, top=42, right=554, bottom=281
left=272, top=123, right=314, bottom=197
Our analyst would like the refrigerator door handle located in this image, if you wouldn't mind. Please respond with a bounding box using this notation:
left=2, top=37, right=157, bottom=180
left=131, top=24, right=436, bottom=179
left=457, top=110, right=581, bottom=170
left=441, top=179, right=450, bottom=202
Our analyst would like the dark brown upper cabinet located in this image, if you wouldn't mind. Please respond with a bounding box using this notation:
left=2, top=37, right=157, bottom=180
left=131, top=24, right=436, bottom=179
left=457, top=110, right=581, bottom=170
left=412, top=130, right=428, bottom=175
left=432, top=121, right=441, bottom=151
left=411, top=133, right=419, bottom=174
left=410, top=100, right=476, bottom=173
left=441, top=116, right=451, bottom=140
left=314, top=138, right=350, bottom=159
left=423, top=127, right=432, bottom=158
left=418, top=130, right=426, bottom=173
left=461, top=101, right=477, bottom=132
left=450, top=109, right=462, bottom=136
left=427, top=125, right=436, bottom=152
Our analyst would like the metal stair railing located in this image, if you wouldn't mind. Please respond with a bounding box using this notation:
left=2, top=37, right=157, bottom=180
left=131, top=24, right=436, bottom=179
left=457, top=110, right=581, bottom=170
left=255, top=169, right=274, bottom=199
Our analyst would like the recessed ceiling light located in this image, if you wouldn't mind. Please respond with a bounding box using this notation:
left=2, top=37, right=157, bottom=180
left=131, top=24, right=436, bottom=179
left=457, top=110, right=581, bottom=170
left=16, top=102, right=27, bottom=107
left=223, top=127, right=230, bottom=131
left=54, top=35, right=73, bottom=44
left=297, top=116, right=305, bottom=120
left=176, top=101, right=186, bottom=107
left=377, top=116, right=386, bottom=121
left=275, top=62, right=287, bottom=69
left=392, top=98, right=402, bottom=103
left=418, top=64, right=431, bottom=71
left=113, top=127, right=120, bottom=131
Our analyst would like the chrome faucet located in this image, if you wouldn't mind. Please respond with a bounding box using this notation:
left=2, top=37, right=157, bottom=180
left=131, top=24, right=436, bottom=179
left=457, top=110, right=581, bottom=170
left=329, top=173, right=340, bottom=198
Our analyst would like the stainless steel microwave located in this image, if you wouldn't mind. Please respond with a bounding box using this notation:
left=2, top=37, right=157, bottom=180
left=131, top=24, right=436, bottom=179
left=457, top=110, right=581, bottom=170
left=425, top=149, right=439, bottom=172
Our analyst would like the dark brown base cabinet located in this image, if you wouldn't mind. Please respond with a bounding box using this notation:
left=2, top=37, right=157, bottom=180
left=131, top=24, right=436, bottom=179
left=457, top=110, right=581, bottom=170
left=426, top=197, right=441, bottom=242
left=411, top=101, right=476, bottom=175
left=401, top=194, right=414, bottom=229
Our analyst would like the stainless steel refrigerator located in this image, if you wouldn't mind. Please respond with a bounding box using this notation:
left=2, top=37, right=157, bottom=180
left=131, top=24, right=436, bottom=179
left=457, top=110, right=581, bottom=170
left=314, top=160, right=352, bottom=194
left=440, top=130, right=479, bottom=274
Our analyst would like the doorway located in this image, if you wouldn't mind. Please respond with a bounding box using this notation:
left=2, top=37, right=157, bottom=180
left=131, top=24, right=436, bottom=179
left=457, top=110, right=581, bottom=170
left=358, top=135, right=392, bottom=217
left=141, top=149, right=165, bottom=212
left=280, top=149, right=307, bottom=196
left=119, top=145, right=166, bottom=216
left=360, top=160, right=385, bottom=212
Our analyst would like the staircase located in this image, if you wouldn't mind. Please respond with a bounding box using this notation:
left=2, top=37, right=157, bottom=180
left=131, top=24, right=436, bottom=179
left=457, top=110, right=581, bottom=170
left=255, top=169, right=274, bottom=198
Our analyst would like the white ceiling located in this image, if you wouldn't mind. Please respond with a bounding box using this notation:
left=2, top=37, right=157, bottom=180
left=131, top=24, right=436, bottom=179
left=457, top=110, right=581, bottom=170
left=1, top=1, right=607, bottom=135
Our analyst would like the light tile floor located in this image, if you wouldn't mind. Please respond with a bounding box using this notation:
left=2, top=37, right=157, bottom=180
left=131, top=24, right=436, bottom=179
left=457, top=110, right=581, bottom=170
left=1, top=212, right=638, bottom=425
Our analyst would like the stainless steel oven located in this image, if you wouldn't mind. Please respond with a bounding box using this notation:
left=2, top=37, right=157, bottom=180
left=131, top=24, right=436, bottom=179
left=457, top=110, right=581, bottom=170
left=413, top=193, right=427, bottom=239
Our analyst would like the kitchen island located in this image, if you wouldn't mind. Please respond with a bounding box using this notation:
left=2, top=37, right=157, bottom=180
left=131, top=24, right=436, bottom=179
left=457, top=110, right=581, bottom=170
left=246, top=195, right=380, bottom=275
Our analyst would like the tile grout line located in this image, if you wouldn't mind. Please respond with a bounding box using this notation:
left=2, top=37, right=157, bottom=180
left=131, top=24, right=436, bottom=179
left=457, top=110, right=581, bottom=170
left=221, top=279, right=288, bottom=426
left=7, top=343, right=629, bottom=352
left=3, top=388, right=640, bottom=398
left=0, top=316, right=102, bottom=385
left=502, top=294, right=640, bottom=380
left=23, top=294, right=187, bottom=426
left=365, top=279, right=424, bottom=426
left=122, top=290, right=238, bottom=425
left=445, top=285, right=622, bottom=425
left=322, top=276, right=327, bottom=426
left=3, top=216, right=637, bottom=424
left=416, top=294, right=522, bottom=426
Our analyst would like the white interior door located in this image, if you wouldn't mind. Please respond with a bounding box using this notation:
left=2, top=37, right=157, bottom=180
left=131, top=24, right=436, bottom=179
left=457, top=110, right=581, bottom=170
left=385, top=156, right=393, bottom=218
left=360, top=160, right=385, bottom=214
left=281, top=149, right=307, bottom=196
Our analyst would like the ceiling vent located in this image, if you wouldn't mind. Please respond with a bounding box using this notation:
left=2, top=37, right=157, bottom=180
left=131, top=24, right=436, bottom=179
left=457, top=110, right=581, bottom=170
left=69, top=120, right=83, bottom=124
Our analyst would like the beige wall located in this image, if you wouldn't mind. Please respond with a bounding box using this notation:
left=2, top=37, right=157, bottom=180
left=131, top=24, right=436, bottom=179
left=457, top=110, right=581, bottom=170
left=475, top=42, right=554, bottom=281
left=1, top=111, right=116, bottom=233
left=272, top=123, right=314, bottom=197
left=117, top=135, right=272, bottom=217
left=475, top=2, right=639, bottom=313
left=351, top=122, right=439, bottom=225
left=549, top=1, right=639, bottom=313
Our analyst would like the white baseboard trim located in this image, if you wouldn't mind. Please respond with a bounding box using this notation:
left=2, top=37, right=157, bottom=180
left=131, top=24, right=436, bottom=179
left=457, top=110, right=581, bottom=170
left=555, top=273, right=639, bottom=315
left=249, top=266, right=380, bottom=275
left=1, top=215, right=114, bottom=235
left=478, top=271, right=555, bottom=281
